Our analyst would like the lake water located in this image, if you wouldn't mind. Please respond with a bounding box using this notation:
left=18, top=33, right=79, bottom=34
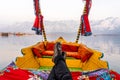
left=0, top=33, right=120, bottom=73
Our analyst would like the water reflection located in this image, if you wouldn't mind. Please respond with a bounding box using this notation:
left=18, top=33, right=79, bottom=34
left=82, top=36, right=120, bottom=55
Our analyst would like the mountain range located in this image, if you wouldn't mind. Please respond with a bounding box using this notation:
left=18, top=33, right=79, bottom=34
left=0, top=17, right=120, bottom=34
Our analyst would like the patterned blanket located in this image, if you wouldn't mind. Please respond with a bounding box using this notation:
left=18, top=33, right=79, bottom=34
left=0, top=61, right=120, bottom=80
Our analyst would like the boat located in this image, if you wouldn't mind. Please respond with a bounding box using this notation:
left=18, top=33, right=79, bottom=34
left=1, top=0, right=120, bottom=80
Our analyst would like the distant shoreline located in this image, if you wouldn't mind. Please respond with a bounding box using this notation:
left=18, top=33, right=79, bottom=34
left=93, top=34, right=120, bottom=36
left=0, top=32, right=34, bottom=37
left=0, top=32, right=120, bottom=37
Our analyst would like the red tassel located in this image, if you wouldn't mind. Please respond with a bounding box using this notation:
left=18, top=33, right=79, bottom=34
left=81, top=14, right=92, bottom=36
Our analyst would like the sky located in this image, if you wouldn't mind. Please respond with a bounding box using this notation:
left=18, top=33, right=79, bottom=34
left=0, top=0, right=120, bottom=25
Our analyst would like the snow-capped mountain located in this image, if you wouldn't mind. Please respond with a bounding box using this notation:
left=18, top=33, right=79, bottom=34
left=91, top=17, right=120, bottom=34
left=0, top=22, right=33, bottom=33
left=0, top=17, right=120, bottom=34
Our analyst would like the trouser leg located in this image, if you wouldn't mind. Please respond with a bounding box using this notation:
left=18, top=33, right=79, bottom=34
left=47, top=55, right=72, bottom=80
left=47, top=66, right=56, bottom=80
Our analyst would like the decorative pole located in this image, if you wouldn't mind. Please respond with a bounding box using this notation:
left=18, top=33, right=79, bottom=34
left=32, top=0, right=47, bottom=42
left=42, top=21, right=47, bottom=42
left=75, top=0, right=92, bottom=43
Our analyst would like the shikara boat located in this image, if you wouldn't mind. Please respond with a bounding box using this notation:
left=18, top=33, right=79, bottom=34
left=1, top=0, right=120, bottom=80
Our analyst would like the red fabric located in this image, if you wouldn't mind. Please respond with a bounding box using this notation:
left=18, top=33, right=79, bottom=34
left=32, top=0, right=43, bottom=35
left=34, top=50, right=81, bottom=59
left=62, top=44, right=79, bottom=52
left=66, top=52, right=81, bottom=59
left=70, top=70, right=120, bottom=80
left=39, top=15, right=44, bottom=29
left=110, top=70, right=120, bottom=79
left=32, top=15, right=43, bottom=35
left=33, top=49, right=81, bottom=59
left=0, top=77, right=8, bottom=80
left=46, top=42, right=55, bottom=51
left=71, top=71, right=99, bottom=80
left=0, top=67, right=33, bottom=80
left=32, top=48, right=42, bottom=58
left=42, top=51, right=81, bottom=59
left=32, top=42, right=92, bottom=60
left=42, top=51, right=54, bottom=56
left=81, top=14, right=91, bottom=36
left=78, top=44, right=93, bottom=62
left=81, top=0, right=92, bottom=36
left=85, top=0, right=92, bottom=15
left=71, top=72, right=82, bottom=80
left=33, top=16, right=39, bottom=29
left=70, top=71, right=99, bottom=80
left=46, top=43, right=79, bottom=52
left=32, top=42, right=45, bottom=58
left=34, top=0, right=40, bottom=16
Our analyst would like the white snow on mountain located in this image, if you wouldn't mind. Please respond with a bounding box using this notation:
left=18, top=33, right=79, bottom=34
left=91, top=17, right=120, bottom=34
left=0, top=17, right=120, bottom=34
left=0, top=22, right=33, bottom=33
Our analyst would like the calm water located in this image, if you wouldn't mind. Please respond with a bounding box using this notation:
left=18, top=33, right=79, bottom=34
left=0, top=33, right=120, bottom=73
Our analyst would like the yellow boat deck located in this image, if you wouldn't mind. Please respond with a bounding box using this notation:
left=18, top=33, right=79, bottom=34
left=16, top=38, right=108, bottom=71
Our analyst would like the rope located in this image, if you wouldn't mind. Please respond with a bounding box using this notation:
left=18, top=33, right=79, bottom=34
left=75, top=1, right=87, bottom=43
left=39, top=1, right=47, bottom=42
left=75, top=22, right=82, bottom=43
left=42, top=24, right=47, bottom=42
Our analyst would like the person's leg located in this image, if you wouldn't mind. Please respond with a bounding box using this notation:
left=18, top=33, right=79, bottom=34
left=47, top=66, right=56, bottom=80
left=54, top=54, right=72, bottom=80
left=48, top=42, right=72, bottom=80
left=47, top=54, right=72, bottom=80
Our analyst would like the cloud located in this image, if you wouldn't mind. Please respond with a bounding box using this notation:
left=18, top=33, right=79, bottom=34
left=91, top=17, right=120, bottom=34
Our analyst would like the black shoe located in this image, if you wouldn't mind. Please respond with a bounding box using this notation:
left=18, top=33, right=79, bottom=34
left=52, top=42, right=62, bottom=62
left=62, top=52, right=66, bottom=60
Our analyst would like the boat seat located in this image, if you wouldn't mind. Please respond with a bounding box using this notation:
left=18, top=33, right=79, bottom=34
left=16, top=37, right=108, bottom=71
